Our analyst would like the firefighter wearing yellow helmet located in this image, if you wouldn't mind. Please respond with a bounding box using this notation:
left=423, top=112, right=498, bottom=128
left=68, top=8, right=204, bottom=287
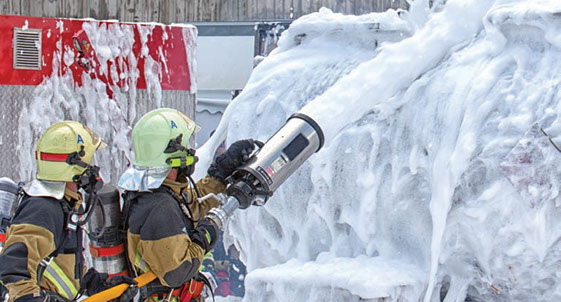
left=0, top=121, right=136, bottom=302
left=118, top=108, right=258, bottom=301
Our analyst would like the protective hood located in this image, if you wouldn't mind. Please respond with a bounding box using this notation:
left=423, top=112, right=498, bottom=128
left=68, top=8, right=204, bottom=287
left=117, top=165, right=171, bottom=192
left=23, top=179, right=66, bottom=200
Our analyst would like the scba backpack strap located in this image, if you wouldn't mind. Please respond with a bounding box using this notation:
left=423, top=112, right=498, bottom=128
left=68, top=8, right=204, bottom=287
left=120, top=191, right=142, bottom=278
left=36, top=200, right=81, bottom=284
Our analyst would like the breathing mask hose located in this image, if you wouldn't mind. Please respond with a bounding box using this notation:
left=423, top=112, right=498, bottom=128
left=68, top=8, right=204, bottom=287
left=77, top=179, right=104, bottom=229
left=188, top=175, right=201, bottom=198
left=70, top=163, right=105, bottom=230
left=84, top=195, right=106, bottom=239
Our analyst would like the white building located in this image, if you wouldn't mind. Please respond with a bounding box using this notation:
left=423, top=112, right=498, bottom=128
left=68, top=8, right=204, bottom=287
left=193, top=22, right=256, bottom=147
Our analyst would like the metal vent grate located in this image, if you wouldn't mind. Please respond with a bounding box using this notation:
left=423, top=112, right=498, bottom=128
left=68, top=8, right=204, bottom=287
left=13, top=28, right=42, bottom=70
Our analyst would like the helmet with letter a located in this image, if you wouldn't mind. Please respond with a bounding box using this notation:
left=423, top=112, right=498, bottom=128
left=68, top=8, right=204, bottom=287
left=118, top=108, right=201, bottom=191
left=35, top=121, right=105, bottom=182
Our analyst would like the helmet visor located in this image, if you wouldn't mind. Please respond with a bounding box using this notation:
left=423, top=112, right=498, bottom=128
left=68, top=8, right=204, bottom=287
left=177, top=111, right=201, bottom=135
left=83, top=125, right=106, bottom=150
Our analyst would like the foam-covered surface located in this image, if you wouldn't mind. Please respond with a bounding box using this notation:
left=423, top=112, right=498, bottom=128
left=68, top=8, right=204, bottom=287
left=245, top=256, right=424, bottom=301
left=199, top=1, right=561, bottom=301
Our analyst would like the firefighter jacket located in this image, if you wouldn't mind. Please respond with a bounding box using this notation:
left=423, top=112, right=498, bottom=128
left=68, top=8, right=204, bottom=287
left=125, top=176, right=225, bottom=290
left=0, top=189, right=84, bottom=302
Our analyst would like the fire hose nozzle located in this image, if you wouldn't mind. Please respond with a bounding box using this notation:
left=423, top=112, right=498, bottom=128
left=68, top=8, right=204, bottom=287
left=206, top=195, right=240, bottom=230
left=205, top=112, right=324, bottom=230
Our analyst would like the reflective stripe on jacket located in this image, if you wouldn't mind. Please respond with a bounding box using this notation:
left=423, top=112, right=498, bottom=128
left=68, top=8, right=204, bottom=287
left=43, top=260, right=78, bottom=299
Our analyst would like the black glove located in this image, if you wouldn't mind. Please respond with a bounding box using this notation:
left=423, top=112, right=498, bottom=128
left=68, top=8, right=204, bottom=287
left=208, top=139, right=260, bottom=182
left=80, top=268, right=138, bottom=301
left=191, top=218, right=220, bottom=253
left=104, top=275, right=138, bottom=302
left=80, top=268, right=108, bottom=297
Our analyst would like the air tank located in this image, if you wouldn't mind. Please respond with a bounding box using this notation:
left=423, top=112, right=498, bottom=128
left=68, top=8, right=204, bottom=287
left=87, top=185, right=128, bottom=277
left=0, top=178, right=19, bottom=248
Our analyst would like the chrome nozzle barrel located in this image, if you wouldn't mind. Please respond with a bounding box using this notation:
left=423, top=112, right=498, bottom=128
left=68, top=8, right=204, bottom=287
left=206, top=196, right=240, bottom=230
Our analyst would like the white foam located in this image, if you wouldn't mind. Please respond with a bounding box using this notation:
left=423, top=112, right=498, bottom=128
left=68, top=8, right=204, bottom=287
left=200, top=1, right=561, bottom=301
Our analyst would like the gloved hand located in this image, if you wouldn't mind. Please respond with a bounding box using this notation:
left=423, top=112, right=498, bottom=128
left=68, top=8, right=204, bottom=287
left=191, top=218, right=220, bottom=253
left=105, top=276, right=138, bottom=302
left=208, top=139, right=261, bottom=183
left=80, top=268, right=138, bottom=302
left=80, top=268, right=107, bottom=296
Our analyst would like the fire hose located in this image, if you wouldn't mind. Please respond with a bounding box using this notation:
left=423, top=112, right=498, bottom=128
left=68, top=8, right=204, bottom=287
left=82, top=271, right=156, bottom=302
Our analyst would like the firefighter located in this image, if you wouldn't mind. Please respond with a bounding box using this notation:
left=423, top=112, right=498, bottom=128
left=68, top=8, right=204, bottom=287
left=0, top=121, right=137, bottom=302
left=118, top=108, right=257, bottom=301
left=212, top=244, right=246, bottom=298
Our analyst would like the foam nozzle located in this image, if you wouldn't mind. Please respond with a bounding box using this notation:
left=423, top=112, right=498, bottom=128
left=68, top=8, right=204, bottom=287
left=227, top=112, right=325, bottom=207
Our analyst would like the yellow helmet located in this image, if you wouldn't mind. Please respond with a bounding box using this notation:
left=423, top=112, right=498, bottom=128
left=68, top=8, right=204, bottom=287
left=132, top=108, right=200, bottom=168
left=36, top=121, right=105, bottom=182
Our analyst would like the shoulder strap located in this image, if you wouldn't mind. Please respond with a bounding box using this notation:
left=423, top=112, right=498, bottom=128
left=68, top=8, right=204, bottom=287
left=120, top=191, right=143, bottom=277
left=121, top=191, right=143, bottom=233
left=153, top=186, right=182, bottom=202
left=155, top=186, right=201, bottom=222
left=36, top=199, right=75, bottom=285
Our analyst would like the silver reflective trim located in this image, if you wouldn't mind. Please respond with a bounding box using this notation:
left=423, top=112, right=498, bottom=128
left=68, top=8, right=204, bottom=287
left=23, top=180, right=66, bottom=199
left=92, top=256, right=128, bottom=275
left=44, top=265, right=75, bottom=299
left=117, top=166, right=170, bottom=192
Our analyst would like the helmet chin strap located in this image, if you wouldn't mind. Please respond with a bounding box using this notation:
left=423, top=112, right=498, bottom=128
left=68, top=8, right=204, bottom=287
left=164, top=134, right=199, bottom=178
left=164, top=133, right=190, bottom=154
left=174, top=153, right=199, bottom=183
left=65, top=145, right=103, bottom=194
left=178, top=161, right=196, bottom=179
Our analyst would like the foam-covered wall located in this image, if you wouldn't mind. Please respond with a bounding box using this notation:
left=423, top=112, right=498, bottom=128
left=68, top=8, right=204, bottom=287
left=9, top=20, right=197, bottom=184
